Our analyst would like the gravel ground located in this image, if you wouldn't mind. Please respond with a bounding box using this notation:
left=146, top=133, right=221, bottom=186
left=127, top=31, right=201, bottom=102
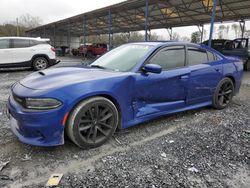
left=0, top=59, right=249, bottom=188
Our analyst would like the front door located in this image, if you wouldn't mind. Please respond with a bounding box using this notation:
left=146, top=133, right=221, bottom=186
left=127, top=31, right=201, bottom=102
left=134, top=45, right=190, bottom=118
left=0, top=39, right=12, bottom=64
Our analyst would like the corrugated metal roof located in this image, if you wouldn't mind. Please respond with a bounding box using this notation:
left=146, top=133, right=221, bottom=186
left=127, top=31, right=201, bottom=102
left=26, top=0, right=250, bottom=36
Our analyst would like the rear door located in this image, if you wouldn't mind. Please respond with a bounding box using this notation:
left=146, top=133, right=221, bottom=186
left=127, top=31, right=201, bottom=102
left=0, top=39, right=13, bottom=64
left=135, top=45, right=190, bottom=117
left=186, top=45, right=223, bottom=104
left=12, top=39, right=34, bottom=63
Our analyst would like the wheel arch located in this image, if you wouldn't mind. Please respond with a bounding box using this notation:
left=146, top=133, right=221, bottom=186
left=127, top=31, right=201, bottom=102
left=66, top=93, right=123, bottom=130
left=31, top=54, right=50, bottom=63
left=225, top=75, right=235, bottom=87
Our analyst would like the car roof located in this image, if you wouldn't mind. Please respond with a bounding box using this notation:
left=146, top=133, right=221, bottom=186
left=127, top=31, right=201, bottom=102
left=129, top=41, right=203, bottom=48
left=127, top=41, right=222, bottom=56
left=0, top=37, right=50, bottom=41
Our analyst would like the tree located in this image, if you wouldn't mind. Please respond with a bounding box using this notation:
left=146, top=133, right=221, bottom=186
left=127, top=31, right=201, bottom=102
left=191, top=31, right=201, bottom=43
left=19, top=13, right=42, bottom=28
left=149, top=32, right=159, bottom=41
left=245, top=30, right=250, bottom=38
left=225, top=25, right=230, bottom=38
left=231, top=24, right=241, bottom=38
left=0, top=23, right=27, bottom=37
left=218, top=25, right=226, bottom=39
left=172, top=32, right=180, bottom=41
left=0, top=14, right=42, bottom=37
left=180, top=36, right=190, bottom=42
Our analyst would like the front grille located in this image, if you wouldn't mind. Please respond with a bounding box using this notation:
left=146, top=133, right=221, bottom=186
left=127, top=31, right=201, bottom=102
left=12, top=93, right=26, bottom=108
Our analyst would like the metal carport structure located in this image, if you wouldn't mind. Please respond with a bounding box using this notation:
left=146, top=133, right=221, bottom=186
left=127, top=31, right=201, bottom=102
left=26, top=0, right=250, bottom=48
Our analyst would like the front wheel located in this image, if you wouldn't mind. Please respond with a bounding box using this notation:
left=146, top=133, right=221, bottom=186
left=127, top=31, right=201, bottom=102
left=66, top=97, right=119, bottom=148
left=212, top=78, right=234, bottom=110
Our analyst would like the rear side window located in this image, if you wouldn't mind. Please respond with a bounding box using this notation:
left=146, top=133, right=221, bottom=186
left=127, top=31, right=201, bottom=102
left=149, top=46, right=185, bottom=70
left=207, top=51, right=215, bottom=62
left=188, top=47, right=208, bottom=65
left=13, top=39, right=30, bottom=48
left=0, top=39, right=10, bottom=49
left=30, top=40, right=48, bottom=46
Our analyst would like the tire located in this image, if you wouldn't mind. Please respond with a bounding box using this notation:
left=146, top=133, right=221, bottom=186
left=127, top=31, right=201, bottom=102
left=33, top=57, right=48, bottom=71
left=212, top=78, right=234, bottom=110
left=66, top=97, right=119, bottom=148
left=87, top=51, right=94, bottom=58
left=244, top=59, right=250, bottom=71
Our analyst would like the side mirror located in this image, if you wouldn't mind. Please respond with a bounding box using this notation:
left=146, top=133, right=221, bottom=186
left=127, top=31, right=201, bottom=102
left=142, top=64, right=162, bottom=74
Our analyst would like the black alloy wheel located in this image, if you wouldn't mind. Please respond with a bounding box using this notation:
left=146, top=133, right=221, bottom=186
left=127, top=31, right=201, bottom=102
left=66, top=97, right=119, bottom=148
left=213, top=78, right=234, bottom=109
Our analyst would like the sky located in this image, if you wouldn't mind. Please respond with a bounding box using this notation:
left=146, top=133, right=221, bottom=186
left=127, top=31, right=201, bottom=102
left=0, top=0, right=249, bottom=40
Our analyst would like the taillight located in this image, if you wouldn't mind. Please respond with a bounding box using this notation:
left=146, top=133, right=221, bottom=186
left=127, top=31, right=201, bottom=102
left=51, top=47, right=56, bottom=52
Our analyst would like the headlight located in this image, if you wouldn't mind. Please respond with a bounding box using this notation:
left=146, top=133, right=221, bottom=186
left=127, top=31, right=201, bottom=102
left=25, top=98, right=62, bottom=110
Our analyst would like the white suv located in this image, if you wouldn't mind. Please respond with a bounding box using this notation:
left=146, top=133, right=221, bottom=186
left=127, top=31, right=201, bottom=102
left=0, top=37, right=60, bottom=70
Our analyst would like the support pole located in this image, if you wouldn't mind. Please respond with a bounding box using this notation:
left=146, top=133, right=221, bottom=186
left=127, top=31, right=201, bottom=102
left=208, top=0, right=217, bottom=47
left=67, top=21, right=71, bottom=48
left=239, top=20, right=245, bottom=38
left=197, top=25, right=204, bottom=43
left=145, top=0, right=149, bottom=41
left=83, top=15, right=87, bottom=45
left=167, top=28, right=173, bottom=40
left=53, top=24, right=56, bottom=47
left=108, top=9, right=112, bottom=50
left=43, top=27, right=46, bottom=38
left=127, top=32, right=130, bottom=42
left=201, top=24, right=204, bottom=43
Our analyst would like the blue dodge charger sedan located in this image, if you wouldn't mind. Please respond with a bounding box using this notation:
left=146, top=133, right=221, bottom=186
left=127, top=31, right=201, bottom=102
left=8, top=42, right=243, bottom=148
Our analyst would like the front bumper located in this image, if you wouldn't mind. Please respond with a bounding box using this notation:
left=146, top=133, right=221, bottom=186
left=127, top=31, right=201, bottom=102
left=8, top=87, right=65, bottom=147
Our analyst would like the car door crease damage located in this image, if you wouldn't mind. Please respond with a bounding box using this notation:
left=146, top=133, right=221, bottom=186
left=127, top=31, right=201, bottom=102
left=7, top=41, right=243, bottom=148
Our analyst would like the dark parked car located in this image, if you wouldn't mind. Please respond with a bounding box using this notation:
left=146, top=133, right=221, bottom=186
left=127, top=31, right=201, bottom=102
left=203, top=38, right=250, bottom=70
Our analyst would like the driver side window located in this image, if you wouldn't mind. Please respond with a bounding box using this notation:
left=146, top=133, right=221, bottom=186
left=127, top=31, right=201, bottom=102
left=149, top=46, right=185, bottom=70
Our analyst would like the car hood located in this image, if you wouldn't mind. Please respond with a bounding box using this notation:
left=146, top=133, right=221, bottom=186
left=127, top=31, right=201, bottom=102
left=20, top=66, right=126, bottom=90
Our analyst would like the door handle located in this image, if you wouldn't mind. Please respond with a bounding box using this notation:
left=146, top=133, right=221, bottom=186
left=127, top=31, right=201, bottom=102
left=180, top=75, right=189, bottom=79
left=214, top=68, right=220, bottom=72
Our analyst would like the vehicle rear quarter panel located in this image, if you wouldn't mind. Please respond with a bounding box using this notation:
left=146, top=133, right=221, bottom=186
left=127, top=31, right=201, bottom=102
left=223, top=57, right=243, bottom=94
left=35, top=44, right=55, bottom=59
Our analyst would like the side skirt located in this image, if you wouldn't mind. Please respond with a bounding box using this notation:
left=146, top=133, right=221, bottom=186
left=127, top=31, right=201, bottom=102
left=122, top=101, right=212, bottom=129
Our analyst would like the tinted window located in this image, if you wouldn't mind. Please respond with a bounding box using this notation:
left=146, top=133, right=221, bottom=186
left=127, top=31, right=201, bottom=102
left=29, top=40, right=47, bottom=46
left=0, top=39, right=10, bottom=49
left=30, top=40, right=38, bottom=46
left=149, top=46, right=185, bottom=70
left=13, top=39, right=30, bottom=48
left=188, top=47, right=208, bottom=65
left=207, top=51, right=215, bottom=62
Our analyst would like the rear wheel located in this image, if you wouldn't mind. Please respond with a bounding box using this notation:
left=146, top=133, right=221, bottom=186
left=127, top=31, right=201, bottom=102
left=33, top=57, right=48, bottom=71
left=244, top=59, right=250, bottom=71
left=66, top=97, right=119, bottom=148
left=212, top=78, right=234, bottom=109
left=87, top=51, right=94, bottom=58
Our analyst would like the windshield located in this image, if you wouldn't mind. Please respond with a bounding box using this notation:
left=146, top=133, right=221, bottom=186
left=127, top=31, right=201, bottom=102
left=91, top=44, right=153, bottom=72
